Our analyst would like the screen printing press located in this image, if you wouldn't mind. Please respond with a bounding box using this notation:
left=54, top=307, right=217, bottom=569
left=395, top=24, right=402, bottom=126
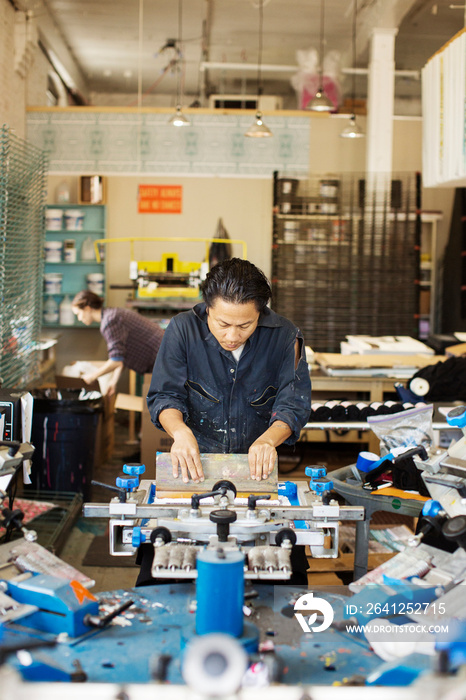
left=2, top=410, right=466, bottom=698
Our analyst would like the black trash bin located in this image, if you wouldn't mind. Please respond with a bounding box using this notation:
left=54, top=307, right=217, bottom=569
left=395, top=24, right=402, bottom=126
left=29, top=389, right=103, bottom=500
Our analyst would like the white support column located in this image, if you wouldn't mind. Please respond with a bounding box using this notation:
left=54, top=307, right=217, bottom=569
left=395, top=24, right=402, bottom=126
left=366, top=27, right=398, bottom=176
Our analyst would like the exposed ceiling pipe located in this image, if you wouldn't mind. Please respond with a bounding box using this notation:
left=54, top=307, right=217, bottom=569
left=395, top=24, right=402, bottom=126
left=199, top=0, right=214, bottom=104
left=200, top=61, right=420, bottom=79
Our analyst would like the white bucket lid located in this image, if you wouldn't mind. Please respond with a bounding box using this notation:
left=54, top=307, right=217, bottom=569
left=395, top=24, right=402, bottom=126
left=46, top=209, right=63, bottom=217
left=44, top=240, right=63, bottom=249
left=64, top=209, right=84, bottom=217
left=87, top=273, right=104, bottom=281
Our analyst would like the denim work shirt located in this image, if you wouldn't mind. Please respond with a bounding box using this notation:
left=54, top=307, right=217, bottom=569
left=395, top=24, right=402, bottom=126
left=146, top=303, right=312, bottom=453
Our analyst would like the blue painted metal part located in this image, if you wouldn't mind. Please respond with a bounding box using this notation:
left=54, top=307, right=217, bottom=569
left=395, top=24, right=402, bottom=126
left=5, top=574, right=99, bottom=637
left=435, top=620, right=466, bottom=668
left=422, top=500, right=443, bottom=518
left=131, top=526, right=146, bottom=548
left=278, top=481, right=306, bottom=528
left=305, top=466, right=327, bottom=478
left=115, top=475, right=139, bottom=490
left=343, top=583, right=438, bottom=626
left=123, top=463, right=146, bottom=476
left=17, top=656, right=79, bottom=682
left=278, top=481, right=297, bottom=499
left=309, top=479, right=333, bottom=494
left=0, top=585, right=393, bottom=685
left=366, top=654, right=432, bottom=686
left=196, top=549, right=244, bottom=638
left=446, top=406, right=466, bottom=428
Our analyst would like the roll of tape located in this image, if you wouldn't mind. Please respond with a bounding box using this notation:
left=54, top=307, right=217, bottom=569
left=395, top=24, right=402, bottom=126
left=409, top=377, right=430, bottom=397
left=356, top=451, right=380, bottom=473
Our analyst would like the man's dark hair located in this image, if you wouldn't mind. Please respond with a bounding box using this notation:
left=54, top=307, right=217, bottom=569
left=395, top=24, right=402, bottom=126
left=72, top=290, right=104, bottom=310
left=200, top=258, right=272, bottom=312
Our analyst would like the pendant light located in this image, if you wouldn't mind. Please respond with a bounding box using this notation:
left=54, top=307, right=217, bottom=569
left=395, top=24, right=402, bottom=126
left=308, top=0, right=333, bottom=112
left=340, top=0, right=365, bottom=138
left=245, top=0, right=272, bottom=138
left=168, top=0, right=190, bottom=127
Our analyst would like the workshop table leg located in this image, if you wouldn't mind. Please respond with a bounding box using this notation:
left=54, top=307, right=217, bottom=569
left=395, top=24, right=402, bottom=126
left=127, top=370, right=138, bottom=445
left=353, top=517, right=371, bottom=581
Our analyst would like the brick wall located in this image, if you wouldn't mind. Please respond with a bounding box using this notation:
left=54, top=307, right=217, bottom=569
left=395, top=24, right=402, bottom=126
left=0, top=0, right=52, bottom=138
left=0, top=0, right=25, bottom=136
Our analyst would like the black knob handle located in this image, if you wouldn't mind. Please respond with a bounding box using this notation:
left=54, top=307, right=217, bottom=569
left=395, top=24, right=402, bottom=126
left=191, top=489, right=223, bottom=510
left=442, top=515, right=466, bottom=550
left=91, top=479, right=127, bottom=503
left=247, top=494, right=271, bottom=510
left=392, top=445, right=428, bottom=463
left=209, top=509, right=237, bottom=542
left=0, top=440, right=21, bottom=457
left=1, top=508, right=24, bottom=531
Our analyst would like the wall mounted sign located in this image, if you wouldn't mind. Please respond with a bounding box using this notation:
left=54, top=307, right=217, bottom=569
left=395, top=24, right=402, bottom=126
left=138, top=184, right=182, bottom=213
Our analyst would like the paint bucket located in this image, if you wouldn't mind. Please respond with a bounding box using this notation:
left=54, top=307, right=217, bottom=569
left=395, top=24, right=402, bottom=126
left=283, top=220, right=299, bottom=243
left=320, top=179, right=340, bottom=198
left=44, top=240, right=63, bottom=262
left=64, top=239, right=77, bottom=262
left=44, top=272, right=63, bottom=294
left=64, top=209, right=85, bottom=231
left=45, top=209, right=63, bottom=230
left=277, top=178, right=299, bottom=197
left=87, top=272, right=104, bottom=296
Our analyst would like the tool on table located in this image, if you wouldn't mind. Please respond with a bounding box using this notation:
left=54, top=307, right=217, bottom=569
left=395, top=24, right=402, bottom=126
left=362, top=445, right=429, bottom=494
left=417, top=406, right=466, bottom=519
left=2, top=574, right=99, bottom=637
left=0, top=440, right=34, bottom=490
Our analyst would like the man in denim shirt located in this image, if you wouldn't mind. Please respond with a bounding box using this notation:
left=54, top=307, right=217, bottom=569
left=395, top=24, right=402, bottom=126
left=147, top=258, right=312, bottom=483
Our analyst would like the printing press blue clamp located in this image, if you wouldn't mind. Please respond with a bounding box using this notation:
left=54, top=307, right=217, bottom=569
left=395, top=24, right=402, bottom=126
left=422, top=499, right=443, bottom=518
left=132, top=526, right=146, bottom=548
left=123, top=463, right=146, bottom=476
left=305, top=466, right=327, bottom=479
left=116, top=474, right=139, bottom=491
left=278, top=481, right=298, bottom=500
left=309, top=479, right=333, bottom=495
left=5, top=574, right=99, bottom=637
left=446, top=406, right=466, bottom=429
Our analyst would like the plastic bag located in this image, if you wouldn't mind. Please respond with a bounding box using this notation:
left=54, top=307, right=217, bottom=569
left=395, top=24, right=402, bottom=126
left=290, top=48, right=342, bottom=111
left=367, top=404, right=434, bottom=455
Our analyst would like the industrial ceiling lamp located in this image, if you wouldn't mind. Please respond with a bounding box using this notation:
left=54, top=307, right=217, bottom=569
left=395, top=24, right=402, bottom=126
left=308, top=0, right=333, bottom=112
left=245, top=0, right=272, bottom=138
left=168, top=0, right=190, bottom=126
left=340, top=0, right=365, bottom=138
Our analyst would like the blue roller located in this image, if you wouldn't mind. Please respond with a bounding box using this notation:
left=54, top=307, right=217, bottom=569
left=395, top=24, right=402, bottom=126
left=196, top=549, right=244, bottom=638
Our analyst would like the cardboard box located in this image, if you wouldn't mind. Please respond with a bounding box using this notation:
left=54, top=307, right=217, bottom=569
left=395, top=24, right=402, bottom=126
left=446, top=342, right=466, bottom=357
left=419, top=289, right=431, bottom=316
left=141, top=376, right=173, bottom=475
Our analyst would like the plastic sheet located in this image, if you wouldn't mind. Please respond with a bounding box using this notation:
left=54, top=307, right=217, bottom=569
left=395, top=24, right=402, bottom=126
left=290, top=48, right=342, bottom=110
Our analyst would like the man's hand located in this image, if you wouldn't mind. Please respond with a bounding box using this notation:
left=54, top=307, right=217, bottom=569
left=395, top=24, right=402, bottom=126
left=248, top=420, right=292, bottom=480
left=170, top=426, right=205, bottom=484
left=248, top=437, right=277, bottom=481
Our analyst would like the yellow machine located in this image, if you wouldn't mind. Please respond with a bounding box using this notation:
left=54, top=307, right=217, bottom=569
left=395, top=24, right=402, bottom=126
left=129, top=253, right=206, bottom=299
left=93, top=236, right=247, bottom=299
